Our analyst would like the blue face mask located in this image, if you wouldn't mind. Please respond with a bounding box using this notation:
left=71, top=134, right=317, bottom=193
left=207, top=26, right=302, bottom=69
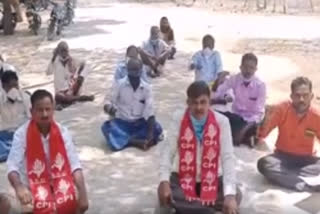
left=150, top=39, right=159, bottom=46
left=190, top=114, right=208, bottom=143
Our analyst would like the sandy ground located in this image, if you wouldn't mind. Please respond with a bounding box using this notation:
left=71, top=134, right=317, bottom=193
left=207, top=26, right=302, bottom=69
left=1, top=0, right=320, bottom=213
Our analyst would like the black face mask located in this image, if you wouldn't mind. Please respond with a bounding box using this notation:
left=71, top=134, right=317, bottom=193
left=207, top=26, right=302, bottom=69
left=128, top=75, right=140, bottom=91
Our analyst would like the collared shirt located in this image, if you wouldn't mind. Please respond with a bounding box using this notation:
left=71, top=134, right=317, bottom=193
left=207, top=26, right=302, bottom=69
left=0, top=89, right=31, bottom=132
left=114, top=60, right=150, bottom=84
left=159, top=109, right=237, bottom=196
left=107, top=77, right=154, bottom=121
left=258, top=101, right=320, bottom=156
left=6, top=120, right=82, bottom=188
left=46, top=57, right=89, bottom=93
left=191, top=50, right=223, bottom=83
left=215, top=73, right=266, bottom=123
left=142, top=39, right=169, bottom=57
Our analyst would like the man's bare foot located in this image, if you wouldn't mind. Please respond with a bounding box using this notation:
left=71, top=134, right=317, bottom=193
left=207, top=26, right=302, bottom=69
left=130, top=139, right=150, bottom=151
left=79, top=95, right=95, bottom=102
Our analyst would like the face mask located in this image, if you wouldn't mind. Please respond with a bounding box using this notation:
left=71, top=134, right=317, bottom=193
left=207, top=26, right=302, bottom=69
left=150, top=39, right=159, bottom=46
left=7, top=88, right=21, bottom=102
left=59, top=55, right=69, bottom=63
left=128, top=75, right=141, bottom=91
left=203, top=47, right=213, bottom=57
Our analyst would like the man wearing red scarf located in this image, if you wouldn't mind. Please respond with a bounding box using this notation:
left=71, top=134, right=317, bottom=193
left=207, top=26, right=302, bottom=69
left=7, top=90, right=89, bottom=214
left=158, top=81, right=241, bottom=214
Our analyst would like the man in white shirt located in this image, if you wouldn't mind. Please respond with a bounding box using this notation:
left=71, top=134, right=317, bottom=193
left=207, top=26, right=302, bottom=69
left=6, top=89, right=89, bottom=214
left=139, top=26, right=170, bottom=78
left=102, top=58, right=163, bottom=151
left=46, top=41, right=94, bottom=110
left=0, top=71, right=30, bottom=162
left=158, top=81, right=241, bottom=214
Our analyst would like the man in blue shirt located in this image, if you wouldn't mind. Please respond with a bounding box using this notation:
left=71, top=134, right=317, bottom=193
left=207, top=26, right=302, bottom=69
left=114, top=45, right=149, bottom=84
left=190, top=34, right=223, bottom=85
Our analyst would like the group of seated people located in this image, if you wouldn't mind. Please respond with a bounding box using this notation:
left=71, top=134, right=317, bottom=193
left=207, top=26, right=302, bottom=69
left=1, top=17, right=320, bottom=214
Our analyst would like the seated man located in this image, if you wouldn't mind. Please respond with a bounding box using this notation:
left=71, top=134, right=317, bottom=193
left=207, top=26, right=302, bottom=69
left=7, top=89, right=89, bottom=213
left=213, top=53, right=266, bottom=146
left=0, top=54, right=16, bottom=88
left=158, top=81, right=241, bottom=214
left=139, top=26, right=170, bottom=78
left=102, top=58, right=163, bottom=151
left=190, top=34, right=223, bottom=85
left=114, top=45, right=149, bottom=84
left=159, top=17, right=176, bottom=60
left=257, top=77, right=320, bottom=192
left=46, top=41, right=94, bottom=110
left=0, top=71, right=30, bottom=162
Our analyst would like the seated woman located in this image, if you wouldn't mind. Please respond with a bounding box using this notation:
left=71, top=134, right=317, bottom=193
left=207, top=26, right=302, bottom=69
left=159, top=17, right=176, bottom=60
left=102, top=58, right=163, bottom=151
left=114, top=45, right=149, bottom=84
left=46, top=41, right=95, bottom=110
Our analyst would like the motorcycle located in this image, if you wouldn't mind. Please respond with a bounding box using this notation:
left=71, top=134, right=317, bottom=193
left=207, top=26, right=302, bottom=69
left=0, top=0, right=17, bottom=35
left=25, top=1, right=41, bottom=35
left=47, top=0, right=74, bottom=41
left=64, top=0, right=74, bottom=26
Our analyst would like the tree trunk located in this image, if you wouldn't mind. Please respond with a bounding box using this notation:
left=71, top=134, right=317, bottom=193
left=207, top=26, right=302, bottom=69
left=2, top=0, right=15, bottom=35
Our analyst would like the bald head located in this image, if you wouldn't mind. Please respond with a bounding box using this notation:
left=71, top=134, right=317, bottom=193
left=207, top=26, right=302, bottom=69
left=127, top=58, right=143, bottom=77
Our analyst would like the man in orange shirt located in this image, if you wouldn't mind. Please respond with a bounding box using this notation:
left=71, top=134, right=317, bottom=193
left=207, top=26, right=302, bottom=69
left=257, top=77, right=320, bottom=191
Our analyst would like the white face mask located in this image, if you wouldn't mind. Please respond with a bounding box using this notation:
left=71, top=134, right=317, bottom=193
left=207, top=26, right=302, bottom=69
left=203, top=47, right=213, bottom=57
left=7, top=88, right=21, bottom=102
left=150, top=39, right=159, bottom=46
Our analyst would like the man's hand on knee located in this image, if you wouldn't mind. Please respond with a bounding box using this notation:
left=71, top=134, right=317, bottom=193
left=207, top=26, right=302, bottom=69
left=15, top=184, right=33, bottom=207
left=158, top=181, right=172, bottom=206
left=223, top=195, right=238, bottom=214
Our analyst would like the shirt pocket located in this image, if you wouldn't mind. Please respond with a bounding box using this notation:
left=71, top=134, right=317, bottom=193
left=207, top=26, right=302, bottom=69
left=132, top=93, right=145, bottom=117
left=248, top=89, right=259, bottom=102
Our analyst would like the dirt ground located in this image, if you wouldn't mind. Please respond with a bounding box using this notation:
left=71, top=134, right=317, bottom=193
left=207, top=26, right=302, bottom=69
left=1, top=0, right=320, bottom=213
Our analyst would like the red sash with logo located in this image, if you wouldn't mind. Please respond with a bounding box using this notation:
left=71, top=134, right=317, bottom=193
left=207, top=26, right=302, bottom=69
left=26, top=120, right=77, bottom=214
left=178, top=110, right=220, bottom=203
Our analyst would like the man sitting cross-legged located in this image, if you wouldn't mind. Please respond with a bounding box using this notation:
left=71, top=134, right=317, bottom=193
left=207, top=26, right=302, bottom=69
left=0, top=71, right=30, bottom=162
left=7, top=89, right=89, bottom=214
left=139, top=26, right=171, bottom=78
left=189, top=34, right=223, bottom=86
left=102, top=58, right=163, bottom=151
left=212, top=53, right=266, bottom=146
left=257, top=77, right=320, bottom=192
left=158, top=81, right=241, bottom=214
left=46, top=41, right=94, bottom=110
